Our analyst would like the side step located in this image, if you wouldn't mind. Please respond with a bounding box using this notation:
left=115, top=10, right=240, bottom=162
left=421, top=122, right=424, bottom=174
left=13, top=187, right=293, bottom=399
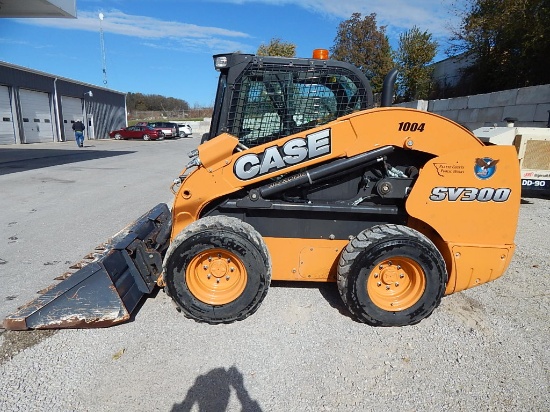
left=3, top=203, right=172, bottom=330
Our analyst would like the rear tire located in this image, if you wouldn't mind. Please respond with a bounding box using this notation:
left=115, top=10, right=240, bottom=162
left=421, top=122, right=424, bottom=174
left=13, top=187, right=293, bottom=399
left=143, top=134, right=151, bottom=141
left=114, top=133, right=122, bottom=140
left=337, top=224, right=447, bottom=326
left=163, top=216, right=271, bottom=324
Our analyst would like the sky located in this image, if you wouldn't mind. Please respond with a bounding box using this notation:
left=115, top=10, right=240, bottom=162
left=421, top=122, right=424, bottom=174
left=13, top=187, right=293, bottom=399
left=0, top=0, right=463, bottom=107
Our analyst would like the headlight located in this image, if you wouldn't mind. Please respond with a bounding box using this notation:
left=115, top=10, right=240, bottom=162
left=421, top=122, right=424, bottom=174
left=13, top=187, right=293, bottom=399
left=214, top=56, right=228, bottom=71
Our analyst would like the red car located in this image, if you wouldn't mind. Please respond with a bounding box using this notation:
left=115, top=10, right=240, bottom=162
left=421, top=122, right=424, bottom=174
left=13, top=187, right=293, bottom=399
left=109, top=125, right=164, bottom=141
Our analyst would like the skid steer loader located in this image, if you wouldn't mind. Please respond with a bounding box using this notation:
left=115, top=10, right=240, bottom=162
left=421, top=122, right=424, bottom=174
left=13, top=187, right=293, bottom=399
left=4, top=50, right=520, bottom=330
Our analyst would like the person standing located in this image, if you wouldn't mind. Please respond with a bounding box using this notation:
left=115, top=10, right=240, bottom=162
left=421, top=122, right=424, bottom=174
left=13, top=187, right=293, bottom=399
left=72, top=120, right=85, bottom=147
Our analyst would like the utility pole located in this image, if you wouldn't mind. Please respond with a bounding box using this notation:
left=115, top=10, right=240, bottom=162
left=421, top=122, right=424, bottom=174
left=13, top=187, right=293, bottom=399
left=99, top=12, right=108, bottom=85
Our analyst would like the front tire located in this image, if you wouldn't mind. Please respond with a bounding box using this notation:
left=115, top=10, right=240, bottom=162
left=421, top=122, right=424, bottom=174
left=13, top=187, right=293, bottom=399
left=114, top=133, right=122, bottom=140
left=337, top=224, right=447, bottom=326
left=163, top=216, right=271, bottom=324
left=143, top=134, right=151, bottom=141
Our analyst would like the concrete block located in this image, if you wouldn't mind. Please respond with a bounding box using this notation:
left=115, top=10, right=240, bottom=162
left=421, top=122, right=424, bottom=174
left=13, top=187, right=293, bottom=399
left=394, top=101, right=420, bottom=109
left=534, top=103, right=550, bottom=122
left=468, top=93, right=491, bottom=109
left=458, top=108, right=480, bottom=123
left=395, top=100, right=428, bottom=110
left=517, top=84, right=550, bottom=105
left=416, top=100, right=429, bottom=111
left=448, top=96, right=469, bottom=110
left=436, top=110, right=459, bottom=122
left=476, top=107, right=504, bottom=124
left=431, top=99, right=450, bottom=111
left=488, top=89, right=518, bottom=107
left=502, top=105, right=537, bottom=122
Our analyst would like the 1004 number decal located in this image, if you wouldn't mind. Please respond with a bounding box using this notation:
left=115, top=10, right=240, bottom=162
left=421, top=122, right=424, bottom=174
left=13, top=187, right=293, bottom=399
left=398, top=122, right=425, bottom=132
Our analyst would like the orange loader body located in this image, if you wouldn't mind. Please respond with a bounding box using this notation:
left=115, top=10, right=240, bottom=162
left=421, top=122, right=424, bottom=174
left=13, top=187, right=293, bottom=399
left=170, top=108, right=519, bottom=297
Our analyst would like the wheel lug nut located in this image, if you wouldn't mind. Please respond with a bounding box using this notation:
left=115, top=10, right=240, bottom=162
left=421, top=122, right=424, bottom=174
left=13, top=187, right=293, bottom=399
left=230, top=267, right=235, bottom=272
left=217, top=253, right=221, bottom=258
left=208, top=257, right=212, bottom=262
left=379, top=265, right=383, bottom=270
left=374, top=273, right=379, bottom=278
left=226, top=276, right=230, bottom=280
left=227, top=258, right=231, bottom=263
left=395, top=282, right=399, bottom=287
left=216, top=278, right=220, bottom=283
left=203, top=265, right=208, bottom=270
left=397, top=265, right=401, bottom=270
left=386, top=285, right=390, bottom=290
left=377, top=282, right=381, bottom=287
left=207, top=274, right=211, bottom=279
left=400, top=273, right=405, bottom=278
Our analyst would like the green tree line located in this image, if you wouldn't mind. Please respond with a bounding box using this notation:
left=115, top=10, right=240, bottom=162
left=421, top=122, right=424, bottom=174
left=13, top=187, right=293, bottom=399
left=126, top=92, right=190, bottom=113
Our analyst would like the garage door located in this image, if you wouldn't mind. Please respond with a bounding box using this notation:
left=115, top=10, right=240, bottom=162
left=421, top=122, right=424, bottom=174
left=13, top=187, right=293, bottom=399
left=19, top=89, right=54, bottom=143
left=0, top=86, right=15, bottom=145
left=61, top=96, right=83, bottom=141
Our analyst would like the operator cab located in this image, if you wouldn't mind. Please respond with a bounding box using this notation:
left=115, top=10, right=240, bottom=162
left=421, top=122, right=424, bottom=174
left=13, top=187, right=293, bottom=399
left=205, top=50, right=374, bottom=148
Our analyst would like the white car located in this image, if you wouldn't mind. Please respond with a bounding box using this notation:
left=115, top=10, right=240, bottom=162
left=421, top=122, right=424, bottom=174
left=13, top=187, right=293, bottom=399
left=177, top=123, right=193, bottom=138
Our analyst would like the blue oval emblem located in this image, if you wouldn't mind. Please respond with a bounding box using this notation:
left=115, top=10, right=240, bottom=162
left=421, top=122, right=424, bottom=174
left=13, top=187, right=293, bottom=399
left=474, top=157, right=498, bottom=180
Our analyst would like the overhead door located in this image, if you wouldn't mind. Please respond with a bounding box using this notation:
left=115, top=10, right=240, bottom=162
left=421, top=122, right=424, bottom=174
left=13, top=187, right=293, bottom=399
left=61, top=96, right=83, bottom=141
left=19, top=89, right=54, bottom=143
left=0, top=86, right=15, bottom=145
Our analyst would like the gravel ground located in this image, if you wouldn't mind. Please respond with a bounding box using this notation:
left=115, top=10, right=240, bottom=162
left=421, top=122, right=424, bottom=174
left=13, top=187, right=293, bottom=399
left=0, top=139, right=548, bottom=411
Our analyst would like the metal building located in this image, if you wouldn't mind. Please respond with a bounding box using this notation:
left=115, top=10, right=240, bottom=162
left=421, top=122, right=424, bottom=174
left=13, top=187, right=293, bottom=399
left=0, top=61, right=126, bottom=145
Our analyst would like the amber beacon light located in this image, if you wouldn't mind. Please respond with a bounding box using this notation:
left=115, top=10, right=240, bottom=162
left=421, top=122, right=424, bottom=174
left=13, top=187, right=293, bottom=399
left=312, top=49, right=329, bottom=60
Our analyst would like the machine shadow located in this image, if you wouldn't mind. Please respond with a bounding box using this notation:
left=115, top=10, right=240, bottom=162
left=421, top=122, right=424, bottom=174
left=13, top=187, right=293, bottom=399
left=270, top=280, right=352, bottom=318
left=0, top=148, right=134, bottom=175
left=171, top=366, right=262, bottom=412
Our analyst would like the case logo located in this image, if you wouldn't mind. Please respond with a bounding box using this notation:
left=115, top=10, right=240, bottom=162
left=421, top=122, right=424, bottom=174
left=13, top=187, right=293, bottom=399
left=234, top=129, right=331, bottom=180
left=474, top=158, right=498, bottom=180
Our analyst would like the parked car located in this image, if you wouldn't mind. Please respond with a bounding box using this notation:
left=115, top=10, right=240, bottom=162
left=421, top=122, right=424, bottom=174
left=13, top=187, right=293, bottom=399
left=176, top=123, right=193, bottom=137
left=109, top=125, right=164, bottom=141
left=147, top=121, right=178, bottom=138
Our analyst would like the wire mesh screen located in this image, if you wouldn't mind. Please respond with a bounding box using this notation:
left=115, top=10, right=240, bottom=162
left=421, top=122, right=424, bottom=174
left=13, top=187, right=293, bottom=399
left=226, top=63, right=371, bottom=147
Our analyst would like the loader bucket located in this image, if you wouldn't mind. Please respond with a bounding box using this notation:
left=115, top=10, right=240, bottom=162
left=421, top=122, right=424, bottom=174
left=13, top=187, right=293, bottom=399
left=3, top=203, right=172, bottom=330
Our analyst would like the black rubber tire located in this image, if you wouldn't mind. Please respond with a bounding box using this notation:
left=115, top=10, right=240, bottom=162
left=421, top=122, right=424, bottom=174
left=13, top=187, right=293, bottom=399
left=163, top=216, right=271, bottom=324
left=337, top=224, right=447, bottom=326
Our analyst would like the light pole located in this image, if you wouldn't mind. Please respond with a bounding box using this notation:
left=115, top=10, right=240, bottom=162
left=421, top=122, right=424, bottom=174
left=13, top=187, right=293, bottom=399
left=99, top=13, right=108, bottom=85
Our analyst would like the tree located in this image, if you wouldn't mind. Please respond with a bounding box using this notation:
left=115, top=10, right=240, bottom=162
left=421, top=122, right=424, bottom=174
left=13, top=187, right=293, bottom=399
left=257, top=38, right=296, bottom=57
left=395, top=26, right=438, bottom=101
left=331, top=13, right=394, bottom=93
left=449, top=0, right=550, bottom=93
left=126, top=92, right=189, bottom=114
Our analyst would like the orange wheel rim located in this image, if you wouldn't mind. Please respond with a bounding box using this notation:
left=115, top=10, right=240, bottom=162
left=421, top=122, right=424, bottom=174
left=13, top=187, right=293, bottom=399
left=366, top=257, right=426, bottom=311
left=186, top=248, right=247, bottom=305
